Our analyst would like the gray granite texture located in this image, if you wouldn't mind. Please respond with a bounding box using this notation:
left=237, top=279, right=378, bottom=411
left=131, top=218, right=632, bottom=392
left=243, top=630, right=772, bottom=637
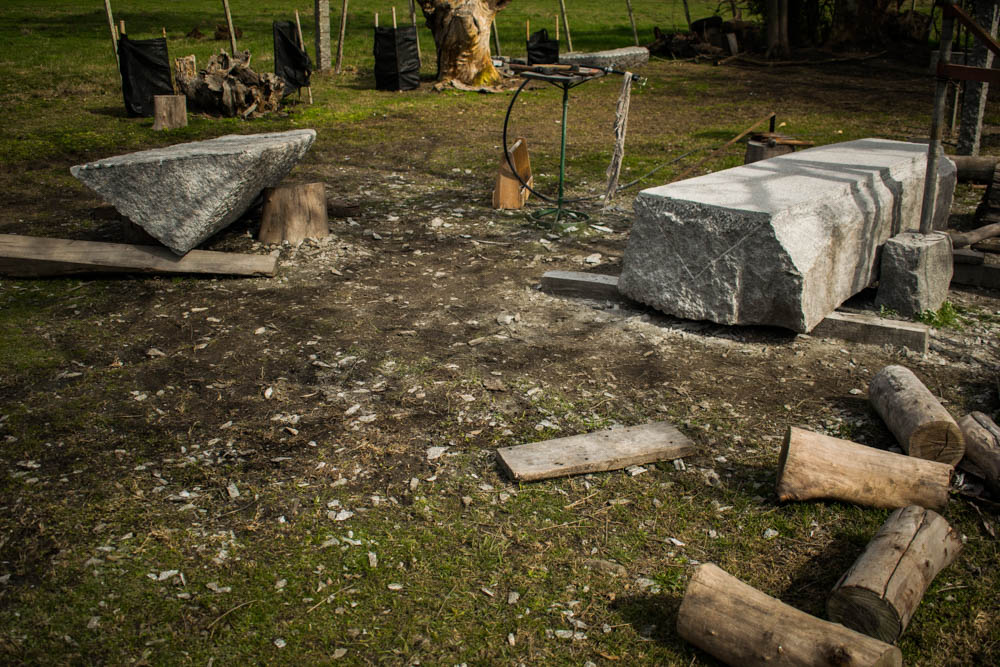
left=875, top=232, right=954, bottom=317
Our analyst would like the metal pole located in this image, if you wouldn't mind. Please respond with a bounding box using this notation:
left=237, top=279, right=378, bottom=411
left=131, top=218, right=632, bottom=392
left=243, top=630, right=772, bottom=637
left=919, top=3, right=956, bottom=235
left=222, top=0, right=238, bottom=55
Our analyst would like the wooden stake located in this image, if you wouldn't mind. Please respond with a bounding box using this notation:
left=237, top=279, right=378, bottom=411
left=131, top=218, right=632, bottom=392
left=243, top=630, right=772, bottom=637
left=555, top=15, right=559, bottom=43
left=294, top=10, right=313, bottom=104
left=222, top=0, right=238, bottom=55
left=526, top=19, right=529, bottom=42
left=677, top=564, right=902, bottom=667
left=392, top=6, right=397, bottom=29
left=776, top=427, right=952, bottom=511
left=869, top=365, right=965, bottom=465
left=103, top=0, right=118, bottom=68
left=558, top=0, right=573, bottom=52
left=958, top=412, right=1000, bottom=491
left=625, top=0, right=639, bottom=46
left=335, top=0, right=348, bottom=74
left=828, top=506, right=962, bottom=643
left=162, top=27, right=167, bottom=39
left=257, top=183, right=329, bottom=245
left=681, top=0, right=693, bottom=30
left=375, top=12, right=379, bottom=28
left=492, top=18, right=501, bottom=56
left=119, top=19, right=126, bottom=37
left=409, top=0, right=422, bottom=65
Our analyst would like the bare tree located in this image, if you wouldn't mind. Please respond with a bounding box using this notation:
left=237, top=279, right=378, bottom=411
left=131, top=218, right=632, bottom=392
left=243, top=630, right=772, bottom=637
left=418, top=0, right=511, bottom=86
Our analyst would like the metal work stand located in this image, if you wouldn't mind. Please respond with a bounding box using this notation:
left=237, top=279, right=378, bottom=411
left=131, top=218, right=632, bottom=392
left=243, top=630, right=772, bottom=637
left=519, top=68, right=604, bottom=227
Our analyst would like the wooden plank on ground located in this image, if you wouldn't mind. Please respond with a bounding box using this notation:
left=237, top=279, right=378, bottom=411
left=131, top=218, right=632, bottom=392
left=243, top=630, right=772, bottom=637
left=809, top=311, right=929, bottom=353
left=496, top=421, right=696, bottom=481
left=952, top=252, right=1000, bottom=289
left=0, top=234, right=277, bottom=278
left=540, top=270, right=622, bottom=301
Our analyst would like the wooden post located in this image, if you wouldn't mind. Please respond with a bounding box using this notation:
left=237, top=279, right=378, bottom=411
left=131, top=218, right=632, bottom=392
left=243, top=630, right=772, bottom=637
left=558, top=0, right=573, bottom=52
left=152, top=95, right=188, bottom=130
left=958, top=411, right=1000, bottom=491
left=776, top=427, right=953, bottom=511
left=335, top=0, right=348, bottom=74
left=555, top=14, right=559, bottom=43
left=392, top=6, right=397, bottom=29
left=492, top=18, right=501, bottom=56
left=677, top=564, right=902, bottom=667
left=625, top=0, right=639, bottom=46
left=257, top=183, right=329, bottom=245
left=315, top=0, right=331, bottom=71
left=103, top=0, right=118, bottom=68
left=294, top=10, right=313, bottom=104
left=119, top=19, right=126, bottom=37
left=409, top=0, right=422, bottom=65
left=828, top=506, right=963, bottom=643
left=869, top=365, right=965, bottom=465
left=222, top=0, right=238, bottom=55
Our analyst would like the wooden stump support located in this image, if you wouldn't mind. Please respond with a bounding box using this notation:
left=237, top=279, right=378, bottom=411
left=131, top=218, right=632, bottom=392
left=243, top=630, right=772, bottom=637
left=257, top=182, right=329, bottom=245
left=869, top=365, right=965, bottom=465
left=828, top=505, right=963, bottom=643
left=677, top=563, right=902, bottom=666
left=493, top=137, right=532, bottom=210
left=152, top=95, right=188, bottom=130
left=776, top=427, right=953, bottom=510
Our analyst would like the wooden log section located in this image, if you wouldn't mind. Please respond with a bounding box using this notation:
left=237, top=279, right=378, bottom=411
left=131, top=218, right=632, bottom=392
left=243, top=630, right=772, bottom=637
left=152, top=95, right=188, bottom=130
left=257, top=183, right=329, bottom=245
left=776, top=427, right=953, bottom=511
left=827, top=506, right=963, bottom=644
left=949, top=221, right=1000, bottom=249
left=869, top=365, right=965, bottom=465
left=677, top=563, right=902, bottom=667
left=948, top=154, right=999, bottom=183
left=958, top=412, right=1000, bottom=492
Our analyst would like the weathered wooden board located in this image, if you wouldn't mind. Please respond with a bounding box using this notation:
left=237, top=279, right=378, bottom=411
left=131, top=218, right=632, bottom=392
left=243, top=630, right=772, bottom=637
left=540, top=270, right=622, bottom=301
left=497, top=421, right=695, bottom=481
left=810, top=311, right=929, bottom=353
left=0, top=234, right=277, bottom=278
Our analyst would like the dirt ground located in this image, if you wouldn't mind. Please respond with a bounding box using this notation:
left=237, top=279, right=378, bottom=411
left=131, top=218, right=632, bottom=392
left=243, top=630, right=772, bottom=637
left=2, top=57, right=1000, bottom=664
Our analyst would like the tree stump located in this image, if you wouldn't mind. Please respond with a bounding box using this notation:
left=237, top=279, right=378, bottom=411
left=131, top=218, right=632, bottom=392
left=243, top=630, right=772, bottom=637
left=152, top=95, right=188, bottom=130
left=869, top=365, right=965, bottom=464
left=677, top=563, right=902, bottom=667
left=776, top=427, right=952, bottom=510
left=958, top=411, right=1000, bottom=492
left=257, top=183, right=328, bottom=245
left=828, top=506, right=963, bottom=643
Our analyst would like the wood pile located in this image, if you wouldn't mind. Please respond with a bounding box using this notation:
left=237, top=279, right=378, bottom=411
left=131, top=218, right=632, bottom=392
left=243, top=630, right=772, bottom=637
left=174, top=51, right=284, bottom=119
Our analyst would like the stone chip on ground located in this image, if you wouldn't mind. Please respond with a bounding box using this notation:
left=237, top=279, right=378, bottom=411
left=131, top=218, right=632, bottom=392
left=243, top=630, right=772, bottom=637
left=70, top=129, right=316, bottom=255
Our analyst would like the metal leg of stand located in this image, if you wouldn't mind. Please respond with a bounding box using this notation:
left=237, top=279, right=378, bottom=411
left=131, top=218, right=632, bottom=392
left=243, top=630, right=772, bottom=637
left=529, top=80, right=589, bottom=229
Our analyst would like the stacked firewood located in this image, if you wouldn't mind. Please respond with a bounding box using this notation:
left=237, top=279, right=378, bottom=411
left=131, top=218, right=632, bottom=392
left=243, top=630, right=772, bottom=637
left=174, top=51, right=284, bottom=119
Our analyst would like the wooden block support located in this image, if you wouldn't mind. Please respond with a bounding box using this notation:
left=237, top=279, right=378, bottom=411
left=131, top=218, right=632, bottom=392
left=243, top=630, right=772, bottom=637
left=152, top=95, right=188, bottom=131
left=257, top=183, right=329, bottom=245
left=810, top=311, right=929, bottom=353
left=828, top=506, right=962, bottom=643
left=677, top=563, right=902, bottom=667
left=869, top=365, right=965, bottom=465
left=0, top=234, right=277, bottom=278
left=540, top=270, right=621, bottom=301
left=958, top=411, right=1000, bottom=492
left=496, top=421, right=695, bottom=482
left=776, top=427, right=953, bottom=511
left=492, top=137, right=533, bottom=210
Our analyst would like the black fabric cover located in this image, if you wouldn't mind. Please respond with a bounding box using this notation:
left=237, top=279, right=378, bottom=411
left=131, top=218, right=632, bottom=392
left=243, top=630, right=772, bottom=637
left=117, top=36, right=173, bottom=117
left=273, top=20, right=312, bottom=96
left=373, top=26, right=420, bottom=91
left=527, top=29, right=559, bottom=65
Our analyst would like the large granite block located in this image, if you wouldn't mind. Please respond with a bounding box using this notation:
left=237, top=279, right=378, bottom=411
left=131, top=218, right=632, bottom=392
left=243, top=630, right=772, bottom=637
left=71, top=129, right=316, bottom=255
left=619, top=139, right=957, bottom=332
left=559, top=47, right=649, bottom=70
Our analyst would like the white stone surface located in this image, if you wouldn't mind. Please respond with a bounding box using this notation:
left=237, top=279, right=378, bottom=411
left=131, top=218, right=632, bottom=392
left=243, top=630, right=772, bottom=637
left=619, top=139, right=957, bottom=332
left=71, top=130, right=316, bottom=255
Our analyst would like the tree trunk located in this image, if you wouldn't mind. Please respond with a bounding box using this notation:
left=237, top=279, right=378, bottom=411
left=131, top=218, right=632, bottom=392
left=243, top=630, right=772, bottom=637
left=827, top=506, right=962, bottom=643
left=869, top=365, right=965, bottom=464
left=677, top=563, right=902, bottom=667
left=258, top=183, right=329, bottom=245
left=152, top=95, right=187, bottom=130
left=419, top=0, right=509, bottom=86
left=776, top=427, right=953, bottom=510
left=765, top=0, right=789, bottom=58
left=958, top=411, right=1000, bottom=492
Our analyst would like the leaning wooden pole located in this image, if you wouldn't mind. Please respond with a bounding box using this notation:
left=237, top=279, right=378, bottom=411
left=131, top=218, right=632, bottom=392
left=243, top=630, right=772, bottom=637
left=492, top=18, right=501, bottom=56
left=958, top=411, right=1000, bottom=491
left=776, top=427, right=953, bottom=511
left=335, top=0, right=348, bottom=74
left=408, top=0, right=422, bottom=66
left=559, top=0, right=573, bottom=52
left=625, top=0, right=639, bottom=46
left=677, top=563, right=902, bottom=666
left=222, top=0, right=238, bottom=55
left=869, top=365, right=965, bottom=464
left=294, top=10, right=313, bottom=104
left=104, top=0, right=119, bottom=68
left=828, top=506, right=962, bottom=643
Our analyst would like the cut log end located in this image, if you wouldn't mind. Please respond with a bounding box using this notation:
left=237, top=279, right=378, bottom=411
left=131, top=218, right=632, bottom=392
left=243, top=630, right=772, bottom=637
left=827, top=586, right=903, bottom=645
left=909, top=422, right=965, bottom=465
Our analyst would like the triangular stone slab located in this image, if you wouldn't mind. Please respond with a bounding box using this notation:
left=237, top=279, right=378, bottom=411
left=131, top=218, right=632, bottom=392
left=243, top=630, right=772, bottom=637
left=71, top=129, right=316, bottom=255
